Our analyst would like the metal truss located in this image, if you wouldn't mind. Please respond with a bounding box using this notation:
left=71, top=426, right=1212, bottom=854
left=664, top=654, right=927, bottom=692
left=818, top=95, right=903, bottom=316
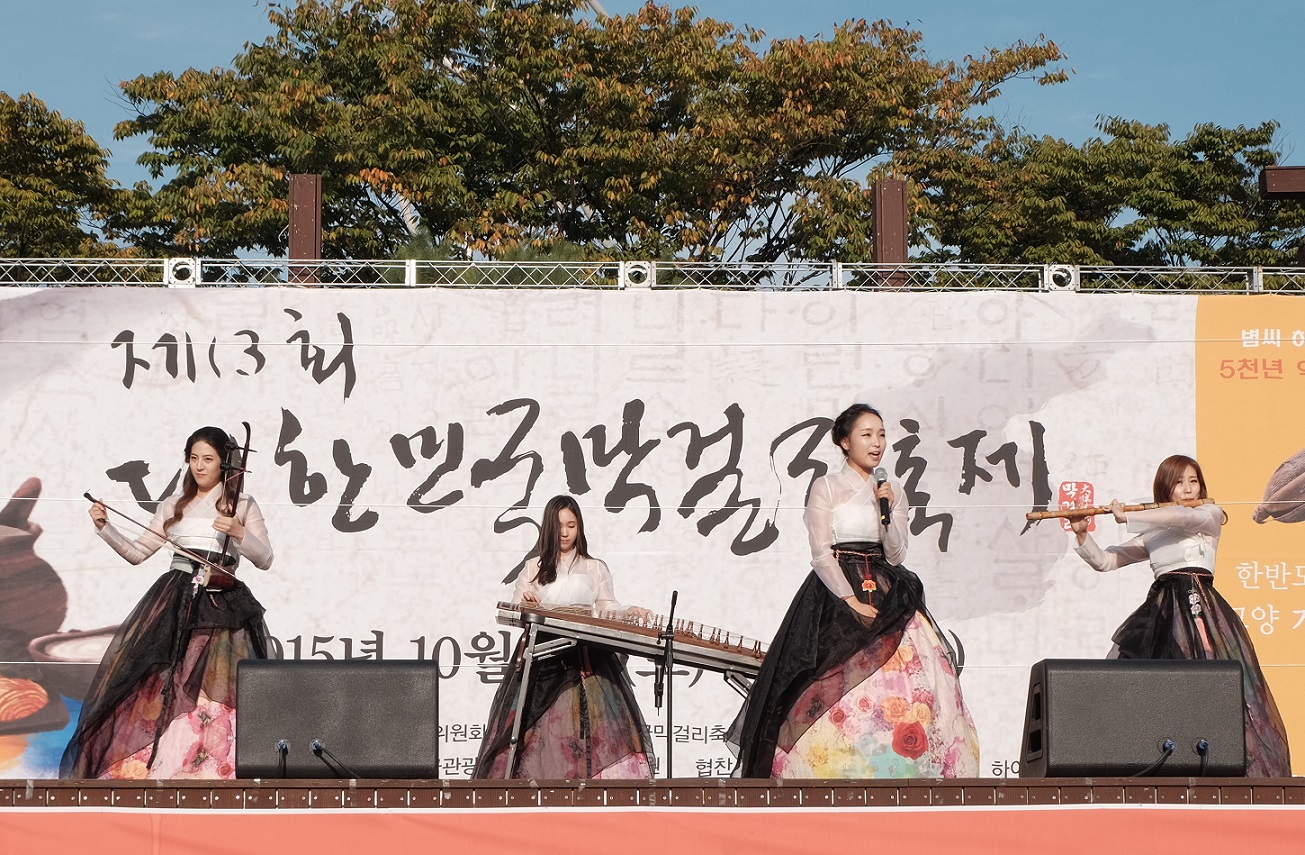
left=1, top=258, right=1303, bottom=293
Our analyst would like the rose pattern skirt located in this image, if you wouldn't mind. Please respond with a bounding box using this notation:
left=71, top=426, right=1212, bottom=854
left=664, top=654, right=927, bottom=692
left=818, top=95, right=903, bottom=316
left=772, top=613, right=979, bottom=778
left=728, top=542, right=979, bottom=778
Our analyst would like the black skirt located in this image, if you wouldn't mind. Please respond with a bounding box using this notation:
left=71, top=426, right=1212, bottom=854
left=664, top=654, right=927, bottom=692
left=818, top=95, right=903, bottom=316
left=473, top=633, right=654, bottom=779
left=60, top=566, right=273, bottom=778
left=727, top=542, right=950, bottom=778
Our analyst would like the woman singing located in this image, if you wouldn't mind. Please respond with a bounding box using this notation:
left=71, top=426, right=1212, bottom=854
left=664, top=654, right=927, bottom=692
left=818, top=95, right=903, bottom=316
left=62, top=426, right=275, bottom=779
left=474, top=495, right=655, bottom=779
left=1070, top=454, right=1291, bottom=777
left=730, top=404, right=980, bottom=778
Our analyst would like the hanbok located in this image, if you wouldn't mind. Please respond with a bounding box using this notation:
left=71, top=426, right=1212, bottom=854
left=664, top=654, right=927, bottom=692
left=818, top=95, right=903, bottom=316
left=730, top=465, right=979, bottom=778
left=1076, top=503, right=1290, bottom=777
left=473, top=555, right=653, bottom=779
left=61, top=492, right=274, bottom=779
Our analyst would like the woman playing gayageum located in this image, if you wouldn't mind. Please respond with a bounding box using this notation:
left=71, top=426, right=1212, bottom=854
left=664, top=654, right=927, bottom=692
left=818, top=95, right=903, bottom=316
left=474, top=495, right=655, bottom=779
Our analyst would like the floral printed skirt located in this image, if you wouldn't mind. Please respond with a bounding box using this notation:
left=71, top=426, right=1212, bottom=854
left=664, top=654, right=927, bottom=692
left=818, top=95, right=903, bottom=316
left=474, top=640, right=653, bottom=780
left=61, top=567, right=273, bottom=779
left=729, top=542, right=979, bottom=778
left=1112, top=569, right=1291, bottom=778
left=773, top=613, right=979, bottom=778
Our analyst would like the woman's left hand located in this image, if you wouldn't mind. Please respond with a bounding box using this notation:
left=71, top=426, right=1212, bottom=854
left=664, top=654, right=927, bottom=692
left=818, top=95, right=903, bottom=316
left=213, top=514, right=245, bottom=541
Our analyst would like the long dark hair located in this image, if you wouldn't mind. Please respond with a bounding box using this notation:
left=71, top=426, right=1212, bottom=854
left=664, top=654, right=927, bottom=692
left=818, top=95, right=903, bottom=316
left=534, top=495, right=591, bottom=587
left=1152, top=454, right=1208, bottom=504
left=162, top=426, right=236, bottom=532
left=830, top=403, right=884, bottom=456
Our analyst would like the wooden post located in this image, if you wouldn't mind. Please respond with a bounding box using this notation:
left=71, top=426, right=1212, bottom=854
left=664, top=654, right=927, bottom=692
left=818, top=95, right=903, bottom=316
left=289, top=174, right=322, bottom=283
left=872, top=178, right=908, bottom=287
left=1259, top=166, right=1305, bottom=199
left=1258, top=167, right=1305, bottom=268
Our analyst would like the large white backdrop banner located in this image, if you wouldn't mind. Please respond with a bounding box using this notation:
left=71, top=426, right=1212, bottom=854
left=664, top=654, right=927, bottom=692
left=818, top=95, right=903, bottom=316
left=0, top=287, right=1194, bottom=778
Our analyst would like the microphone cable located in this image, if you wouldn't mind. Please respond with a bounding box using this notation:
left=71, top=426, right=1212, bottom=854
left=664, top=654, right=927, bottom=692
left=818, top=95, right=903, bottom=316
left=310, top=739, right=362, bottom=779
left=1195, top=738, right=1210, bottom=777
left=1131, top=738, right=1175, bottom=777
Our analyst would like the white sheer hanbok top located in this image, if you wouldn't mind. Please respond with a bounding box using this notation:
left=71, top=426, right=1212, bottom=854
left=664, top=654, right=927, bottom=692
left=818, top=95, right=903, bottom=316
left=97, top=489, right=274, bottom=571
left=1074, top=503, right=1222, bottom=580
left=513, top=552, right=626, bottom=613
left=804, top=463, right=910, bottom=600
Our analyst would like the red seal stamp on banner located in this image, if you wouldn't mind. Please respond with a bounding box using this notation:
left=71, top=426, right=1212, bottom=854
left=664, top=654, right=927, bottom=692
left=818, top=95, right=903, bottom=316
left=1058, top=481, right=1095, bottom=532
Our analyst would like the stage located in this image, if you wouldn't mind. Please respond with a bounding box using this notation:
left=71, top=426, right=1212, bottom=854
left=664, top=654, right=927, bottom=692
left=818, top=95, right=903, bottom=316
left=3, top=777, right=1303, bottom=854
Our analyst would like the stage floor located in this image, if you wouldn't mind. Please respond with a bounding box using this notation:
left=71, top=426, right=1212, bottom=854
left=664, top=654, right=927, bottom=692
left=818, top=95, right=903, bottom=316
left=6, top=778, right=1305, bottom=855
left=3, top=775, right=1302, bottom=808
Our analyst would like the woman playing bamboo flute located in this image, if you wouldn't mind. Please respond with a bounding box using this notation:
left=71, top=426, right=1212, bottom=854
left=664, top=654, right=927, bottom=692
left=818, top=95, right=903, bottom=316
left=1070, top=454, right=1290, bottom=777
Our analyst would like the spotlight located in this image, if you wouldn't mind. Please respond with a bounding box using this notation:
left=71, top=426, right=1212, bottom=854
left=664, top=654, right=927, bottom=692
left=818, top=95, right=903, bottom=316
left=1041, top=264, right=1080, bottom=291
left=620, top=261, right=654, bottom=289
left=165, top=257, right=202, bottom=287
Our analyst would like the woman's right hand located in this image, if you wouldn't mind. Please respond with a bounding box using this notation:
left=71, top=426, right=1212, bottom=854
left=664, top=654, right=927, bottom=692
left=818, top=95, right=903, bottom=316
left=520, top=591, right=539, bottom=604
left=89, top=501, right=107, bottom=531
left=844, top=596, right=877, bottom=620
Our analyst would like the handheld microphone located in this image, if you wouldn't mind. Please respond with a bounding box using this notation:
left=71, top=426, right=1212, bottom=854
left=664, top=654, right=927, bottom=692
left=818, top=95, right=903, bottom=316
left=873, top=467, right=891, bottom=527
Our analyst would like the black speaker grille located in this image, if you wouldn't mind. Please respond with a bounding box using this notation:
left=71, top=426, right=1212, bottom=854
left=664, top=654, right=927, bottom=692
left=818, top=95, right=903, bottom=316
left=236, top=660, right=441, bottom=779
left=1019, top=659, right=1246, bottom=777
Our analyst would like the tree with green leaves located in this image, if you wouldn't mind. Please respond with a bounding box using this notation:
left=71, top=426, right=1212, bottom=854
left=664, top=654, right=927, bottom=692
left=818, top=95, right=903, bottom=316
left=0, top=93, right=130, bottom=257
left=113, top=0, right=1067, bottom=260
left=906, top=117, right=1305, bottom=266
left=1122, top=120, right=1305, bottom=266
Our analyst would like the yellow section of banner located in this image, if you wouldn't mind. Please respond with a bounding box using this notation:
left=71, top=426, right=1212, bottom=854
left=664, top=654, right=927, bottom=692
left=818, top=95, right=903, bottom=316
left=1197, top=295, right=1305, bottom=773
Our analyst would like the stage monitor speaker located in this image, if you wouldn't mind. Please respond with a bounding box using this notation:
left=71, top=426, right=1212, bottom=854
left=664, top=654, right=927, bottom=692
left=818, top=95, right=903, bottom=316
left=1019, top=659, right=1246, bottom=777
left=236, top=659, right=440, bottom=779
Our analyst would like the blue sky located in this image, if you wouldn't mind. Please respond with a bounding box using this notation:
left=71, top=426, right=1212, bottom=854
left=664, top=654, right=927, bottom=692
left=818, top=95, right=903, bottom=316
left=3, top=0, right=1303, bottom=189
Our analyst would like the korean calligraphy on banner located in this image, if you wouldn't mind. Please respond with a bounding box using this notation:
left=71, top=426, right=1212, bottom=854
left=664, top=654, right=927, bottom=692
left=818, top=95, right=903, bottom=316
left=0, top=286, right=1299, bottom=777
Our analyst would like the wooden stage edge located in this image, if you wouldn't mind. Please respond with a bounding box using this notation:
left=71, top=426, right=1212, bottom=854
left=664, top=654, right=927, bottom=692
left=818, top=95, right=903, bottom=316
left=1, top=777, right=1301, bottom=810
